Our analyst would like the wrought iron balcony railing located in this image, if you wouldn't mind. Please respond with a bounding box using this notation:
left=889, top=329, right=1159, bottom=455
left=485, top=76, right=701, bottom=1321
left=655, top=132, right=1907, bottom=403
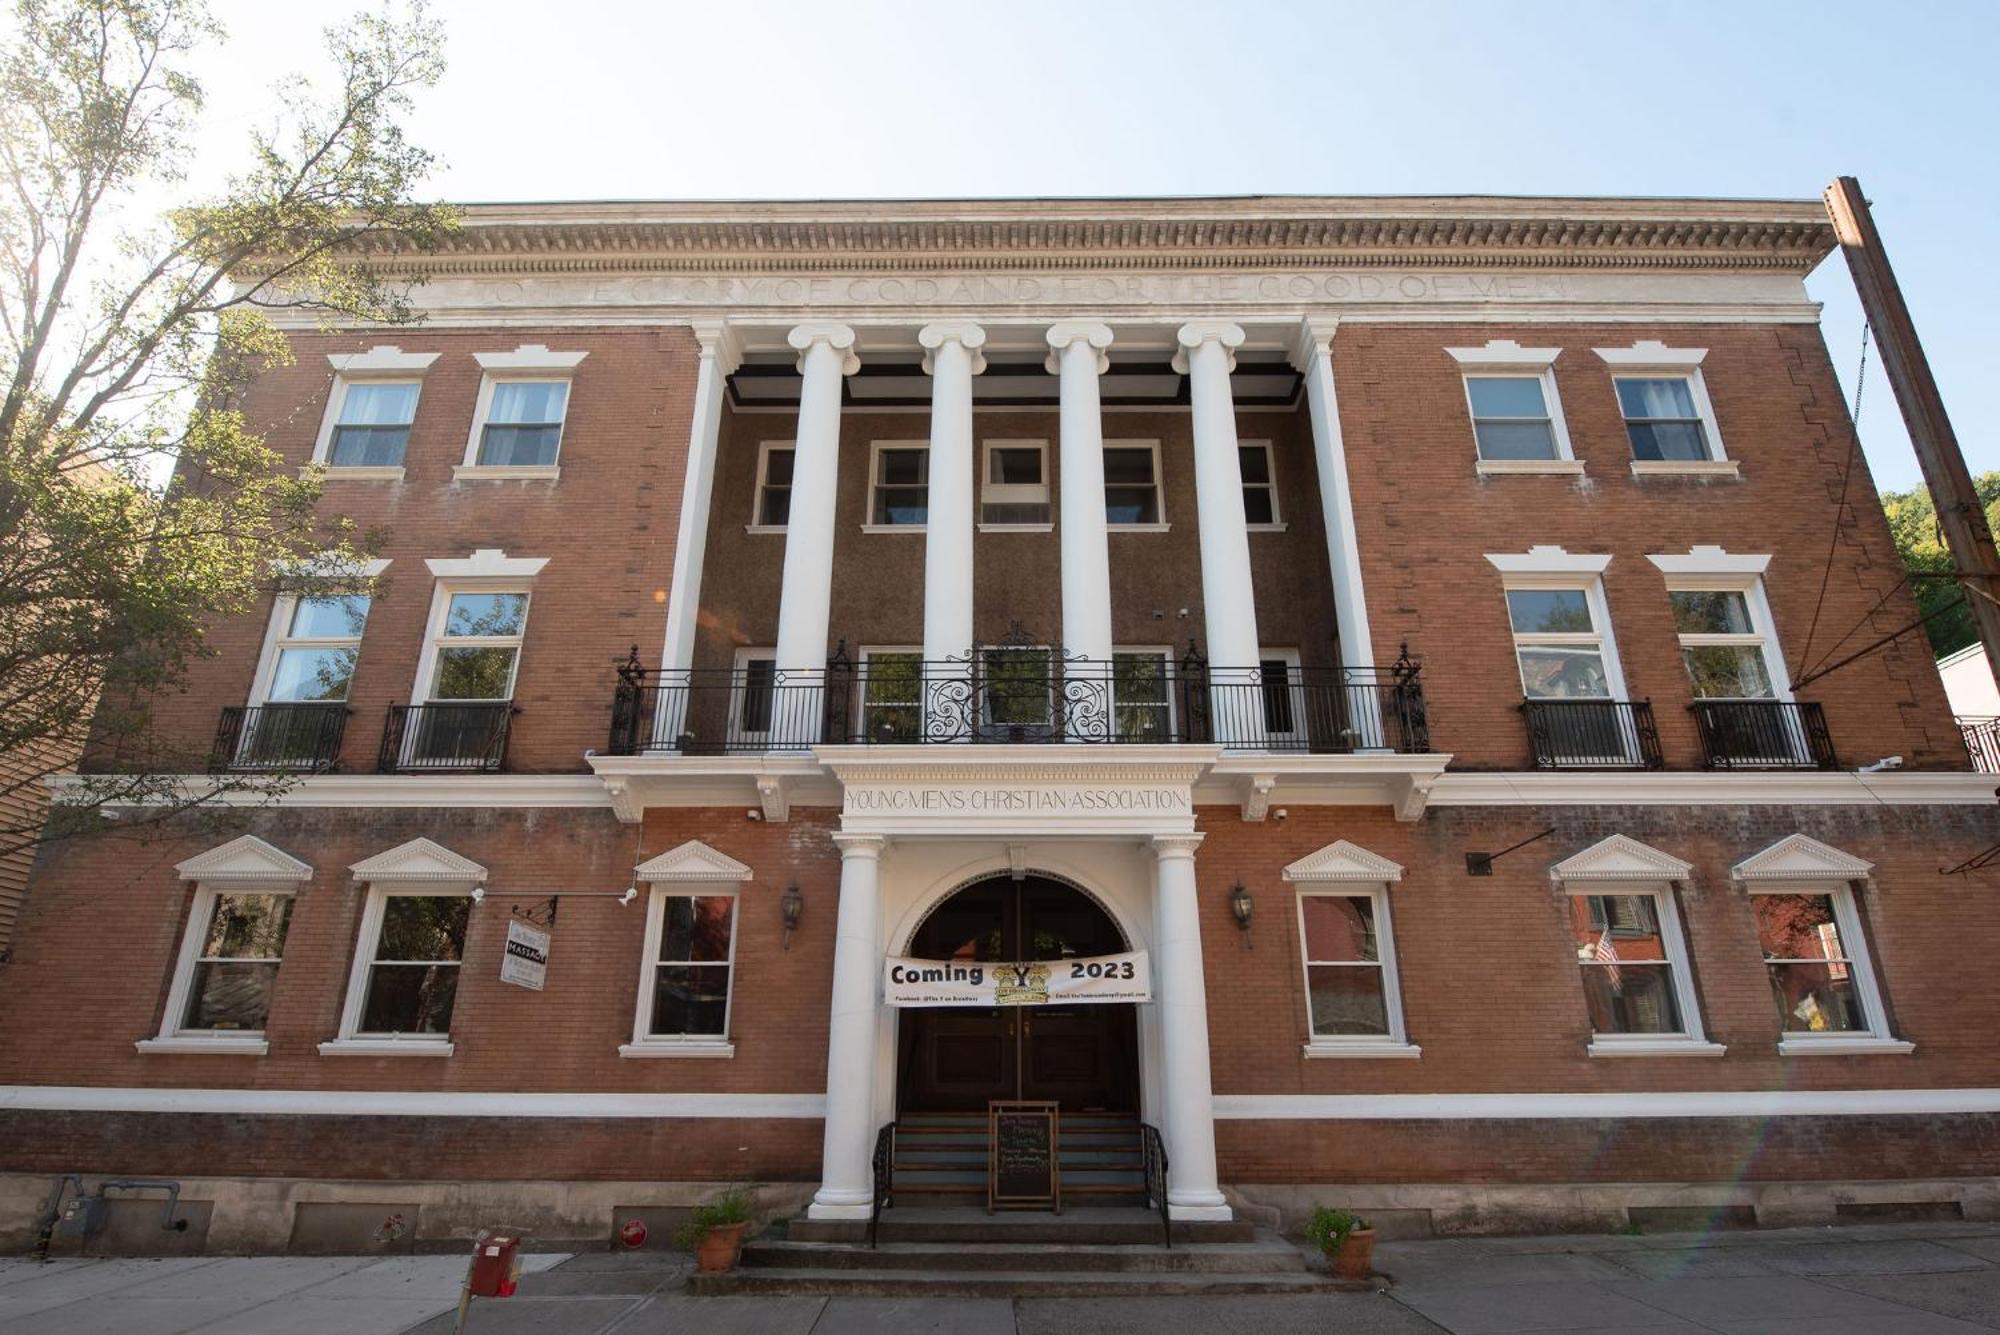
left=1690, top=699, right=1838, bottom=770
left=379, top=702, right=517, bottom=773
left=606, top=644, right=1428, bottom=755
left=1962, top=717, right=2000, bottom=775
left=210, top=703, right=350, bottom=773
left=1521, top=698, right=1664, bottom=770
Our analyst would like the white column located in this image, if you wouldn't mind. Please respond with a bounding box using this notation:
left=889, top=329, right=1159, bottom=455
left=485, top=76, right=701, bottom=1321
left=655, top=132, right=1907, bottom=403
left=1175, top=321, right=1261, bottom=676
left=1150, top=833, right=1230, bottom=1220
left=655, top=321, right=740, bottom=751
left=1046, top=321, right=1115, bottom=665
left=919, top=322, right=986, bottom=734
left=773, top=323, right=858, bottom=745
left=810, top=833, right=886, bottom=1219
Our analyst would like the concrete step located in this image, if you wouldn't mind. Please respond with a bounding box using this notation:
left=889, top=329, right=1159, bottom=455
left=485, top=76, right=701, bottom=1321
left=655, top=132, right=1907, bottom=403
left=741, top=1238, right=1311, bottom=1274
left=692, top=1267, right=1362, bottom=1297
left=789, top=1211, right=1253, bottom=1245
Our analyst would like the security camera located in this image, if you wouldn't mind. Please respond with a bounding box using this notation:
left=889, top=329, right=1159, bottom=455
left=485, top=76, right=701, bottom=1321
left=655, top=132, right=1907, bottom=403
left=1857, top=756, right=1904, bottom=773
left=746, top=809, right=763, bottom=821
left=1273, top=807, right=1289, bottom=822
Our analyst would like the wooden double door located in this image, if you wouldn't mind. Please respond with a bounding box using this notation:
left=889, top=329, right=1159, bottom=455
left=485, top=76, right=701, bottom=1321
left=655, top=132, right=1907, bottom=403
left=896, top=876, right=1139, bottom=1113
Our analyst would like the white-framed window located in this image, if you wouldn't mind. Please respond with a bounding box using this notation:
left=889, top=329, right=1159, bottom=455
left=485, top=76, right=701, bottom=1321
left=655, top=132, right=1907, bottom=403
left=1669, top=587, right=1779, bottom=699
left=631, top=888, right=738, bottom=1045
left=418, top=589, right=530, bottom=703
left=1238, top=440, right=1282, bottom=529
left=323, top=381, right=422, bottom=469
left=981, top=643, right=1055, bottom=733
left=1296, top=887, right=1412, bottom=1051
left=730, top=647, right=777, bottom=745
left=334, top=886, right=472, bottom=1047
left=254, top=593, right=372, bottom=705
left=457, top=345, right=586, bottom=479
left=153, top=885, right=296, bottom=1047
left=1111, top=647, right=1175, bottom=742
left=1750, top=885, right=1896, bottom=1050
left=1505, top=584, right=1622, bottom=702
left=1595, top=343, right=1732, bottom=474
left=981, top=439, right=1050, bottom=528
left=857, top=646, right=923, bottom=743
left=1566, top=885, right=1715, bottom=1055
left=867, top=441, right=929, bottom=529
left=751, top=441, right=794, bottom=530
left=1104, top=439, right=1164, bottom=528
left=1447, top=341, right=1577, bottom=474
left=309, top=347, right=438, bottom=478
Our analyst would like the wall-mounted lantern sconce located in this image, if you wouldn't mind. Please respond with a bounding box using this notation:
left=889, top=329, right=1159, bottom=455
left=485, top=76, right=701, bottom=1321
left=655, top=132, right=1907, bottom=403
left=1229, top=882, right=1254, bottom=949
left=780, top=884, right=804, bottom=949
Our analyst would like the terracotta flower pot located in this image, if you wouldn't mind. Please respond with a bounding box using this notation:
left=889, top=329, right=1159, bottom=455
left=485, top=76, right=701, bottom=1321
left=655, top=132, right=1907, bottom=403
left=694, top=1221, right=748, bottom=1272
left=1328, top=1227, right=1375, bottom=1280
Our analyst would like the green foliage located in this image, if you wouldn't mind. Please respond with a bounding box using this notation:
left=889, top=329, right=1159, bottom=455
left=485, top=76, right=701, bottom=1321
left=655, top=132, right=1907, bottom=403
left=1304, top=1205, right=1369, bottom=1250
left=1879, top=472, right=2000, bottom=658
left=0, top=0, right=452, bottom=856
left=673, top=1188, right=754, bottom=1250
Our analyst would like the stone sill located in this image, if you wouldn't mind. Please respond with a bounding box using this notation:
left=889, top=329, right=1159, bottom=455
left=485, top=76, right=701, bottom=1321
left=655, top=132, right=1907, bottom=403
left=1108, top=522, right=1171, bottom=534
left=452, top=464, right=561, bottom=481
left=1777, top=1037, right=1915, bottom=1057
left=1630, top=459, right=1740, bottom=478
left=1586, top=1038, right=1728, bottom=1058
left=1247, top=522, right=1289, bottom=533
left=1302, top=1041, right=1422, bottom=1060
left=745, top=525, right=786, bottom=535
left=318, top=1039, right=455, bottom=1058
left=977, top=523, right=1054, bottom=534
left=860, top=524, right=926, bottom=535
left=304, top=465, right=406, bottom=482
left=135, top=1036, right=269, bottom=1056
left=618, top=1041, right=736, bottom=1059
left=1475, top=458, right=1585, bottom=476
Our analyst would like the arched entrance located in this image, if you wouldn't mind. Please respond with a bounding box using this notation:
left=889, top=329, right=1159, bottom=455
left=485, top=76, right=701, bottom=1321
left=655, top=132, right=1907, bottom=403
left=896, top=874, right=1140, bottom=1113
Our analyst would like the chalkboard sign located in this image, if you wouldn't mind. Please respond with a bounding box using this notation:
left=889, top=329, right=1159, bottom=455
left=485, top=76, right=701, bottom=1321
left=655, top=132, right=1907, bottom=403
left=989, top=1100, right=1060, bottom=1213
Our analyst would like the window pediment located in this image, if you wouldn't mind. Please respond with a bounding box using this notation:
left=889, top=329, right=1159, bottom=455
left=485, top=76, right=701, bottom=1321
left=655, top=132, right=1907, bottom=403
left=175, top=835, right=313, bottom=884
left=1282, top=839, right=1404, bottom=883
left=1550, top=834, right=1692, bottom=883
left=1731, top=833, right=1874, bottom=883
left=635, top=839, right=754, bottom=883
left=349, top=837, right=488, bottom=885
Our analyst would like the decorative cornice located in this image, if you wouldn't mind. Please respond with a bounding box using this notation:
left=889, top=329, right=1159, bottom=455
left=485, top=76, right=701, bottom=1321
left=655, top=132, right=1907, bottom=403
left=317, top=197, right=1835, bottom=278
left=634, top=838, right=754, bottom=883
left=176, top=834, right=313, bottom=884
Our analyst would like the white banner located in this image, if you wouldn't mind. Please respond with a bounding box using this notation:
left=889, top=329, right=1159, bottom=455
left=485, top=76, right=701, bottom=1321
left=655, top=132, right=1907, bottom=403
left=500, top=919, right=550, bottom=991
left=883, top=952, right=1150, bottom=1008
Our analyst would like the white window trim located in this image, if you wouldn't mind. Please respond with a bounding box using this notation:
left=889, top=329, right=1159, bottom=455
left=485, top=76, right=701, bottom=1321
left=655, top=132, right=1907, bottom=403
left=1562, top=881, right=1725, bottom=1058
left=322, top=882, right=474, bottom=1056
left=1744, top=877, right=1911, bottom=1056
left=979, top=438, right=1052, bottom=532
left=457, top=348, right=585, bottom=480
left=620, top=882, right=740, bottom=1058
left=138, top=880, right=301, bottom=1056
left=1104, top=437, right=1168, bottom=532
left=856, top=645, right=923, bottom=741
left=1489, top=561, right=1633, bottom=700
left=247, top=590, right=373, bottom=707
left=410, top=580, right=533, bottom=708
left=1459, top=372, right=1581, bottom=477
left=1238, top=439, right=1286, bottom=530
left=748, top=440, right=795, bottom=534
left=1660, top=572, right=1796, bottom=701
left=1111, top=644, right=1179, bottom=739
left=730, top=647, right=778, bottom=744
left=308, top=352, right=435, bottom=480
left=864, top=439, right=930, bottom=533
left=1294, top=883, right=1419, bottom=1059
left=1594, top=343, right=1735, bottom=476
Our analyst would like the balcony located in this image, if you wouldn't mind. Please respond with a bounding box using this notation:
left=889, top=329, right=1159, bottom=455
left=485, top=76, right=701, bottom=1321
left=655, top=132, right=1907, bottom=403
left=210, top=704, right=350, bottom=773
left=1690, top=700, right=1838, bottom=770
left=378, top=702, right=517, bottom=773
left=1963, top=717, right=2000, bottom=774
left=1521, top=699, right=1664, bottom=770
left=606, top=647, right=1429, bottom=755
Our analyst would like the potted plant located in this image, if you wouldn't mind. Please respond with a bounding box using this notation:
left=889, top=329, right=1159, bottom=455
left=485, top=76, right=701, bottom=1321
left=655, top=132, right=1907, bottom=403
left=1304, top=1205, right=1375, bottom=1280
left=674, top=1187, right=754, bottom=1273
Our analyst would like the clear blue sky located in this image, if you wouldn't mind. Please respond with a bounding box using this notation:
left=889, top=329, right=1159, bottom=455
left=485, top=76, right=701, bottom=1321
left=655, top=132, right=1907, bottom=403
left=192, top=0, right=2000, bottom=491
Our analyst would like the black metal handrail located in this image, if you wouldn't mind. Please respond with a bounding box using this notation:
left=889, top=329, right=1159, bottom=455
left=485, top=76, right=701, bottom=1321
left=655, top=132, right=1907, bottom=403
left=606, top=644, right=1428, bottom=755
left=378, top=702, right=517, bottom=773
left=1521, top=698, right=1663, bottom=770
left=210, top=703, right=349, bottom=773
left=1139, top=1122, right=1170, bottom=1249
left=1963, top=717, right=2000, bottom=774
left=1691, top=699, right=1838, bottom=770
left=868, top=1122, right=895, bottom=1250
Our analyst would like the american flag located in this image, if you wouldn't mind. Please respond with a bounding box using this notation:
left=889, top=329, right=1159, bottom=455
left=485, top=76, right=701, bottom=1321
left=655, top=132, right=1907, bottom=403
left=1593, top=927, right=1622, bottom=989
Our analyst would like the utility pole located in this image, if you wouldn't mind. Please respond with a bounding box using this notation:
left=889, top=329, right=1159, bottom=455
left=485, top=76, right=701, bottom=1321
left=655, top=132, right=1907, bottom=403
left=1824, top=176, right=2000, bottom=687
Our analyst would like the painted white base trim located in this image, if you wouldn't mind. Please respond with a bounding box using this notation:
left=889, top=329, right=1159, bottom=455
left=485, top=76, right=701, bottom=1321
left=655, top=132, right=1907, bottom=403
left=0, top=1085, right=828, bottom=1119
left=1778, top=1037, right=1916, bottom=1057
left=1302, top=1042, right=1423, bottom=1060
left=1213, top=1088, right=1999, bottom=1119
left=318, top=1039, right=455, bottom=1058
left=618, top=1041, right=736, bottom=1059
left=134, top=1037, right=270, bottom=1056
left=55, top=773, right=615, bottom=811
left=1586, top=1038, right=1727, bottom=1059
left=806, top=1201, right=872, bottom=1220
left=1427, top=771, right=1999, bottom=807
left=1167, top=1202, right=1233, bottom=1221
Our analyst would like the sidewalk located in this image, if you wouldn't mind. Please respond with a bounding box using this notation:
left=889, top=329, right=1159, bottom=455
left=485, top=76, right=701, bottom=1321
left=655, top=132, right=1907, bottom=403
left=2, top=1220, right=1998, bottom=1333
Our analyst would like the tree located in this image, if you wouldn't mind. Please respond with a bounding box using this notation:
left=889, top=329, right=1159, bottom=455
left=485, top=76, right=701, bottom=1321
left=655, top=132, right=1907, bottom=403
left=0, top=0, right=452, bottom=860
left=1879, top=471, right=2000, bottom=658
